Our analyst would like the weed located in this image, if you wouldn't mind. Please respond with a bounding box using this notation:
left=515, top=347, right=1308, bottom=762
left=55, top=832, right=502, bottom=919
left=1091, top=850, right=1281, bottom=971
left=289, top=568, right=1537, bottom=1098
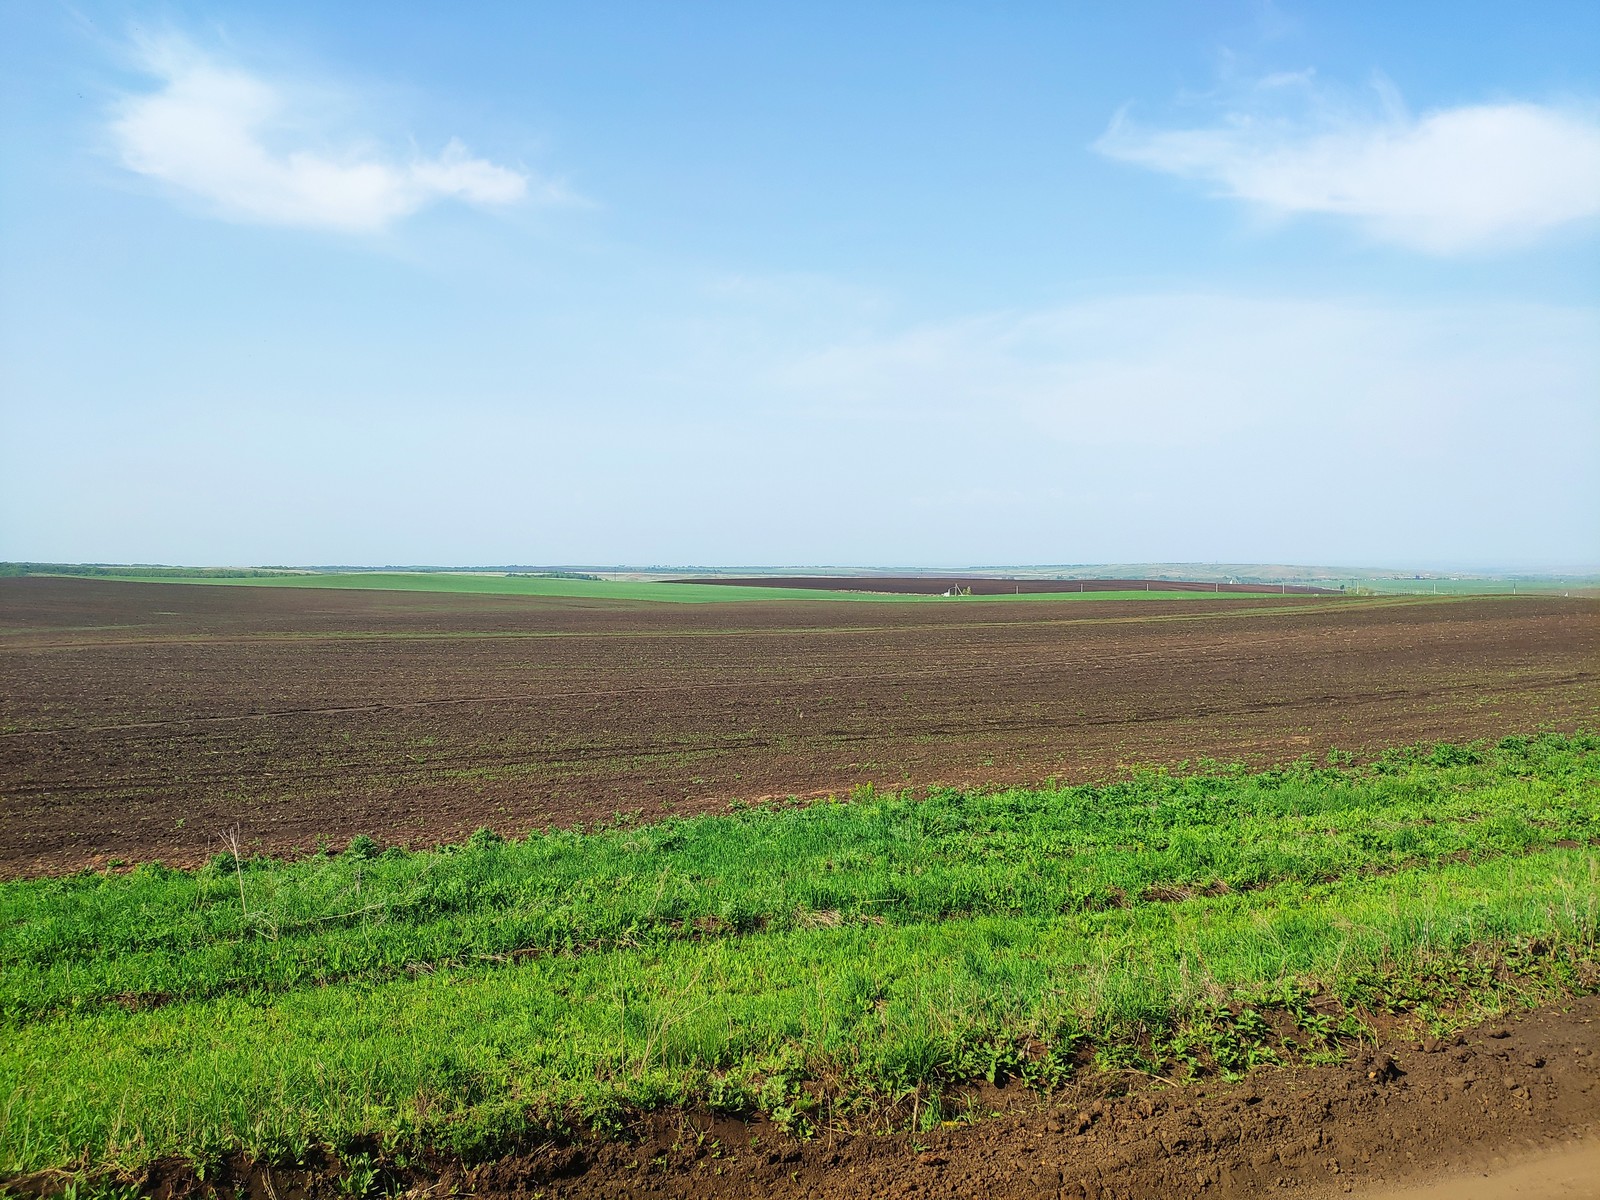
left=337, top=1152, right=379, bottom=1198
left=466, top=827, right=504, bottom=851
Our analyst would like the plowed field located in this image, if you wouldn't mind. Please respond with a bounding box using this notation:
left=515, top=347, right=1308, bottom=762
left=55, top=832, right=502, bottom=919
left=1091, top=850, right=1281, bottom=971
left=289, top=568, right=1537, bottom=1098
left=682, top=574, right=1335, bottom=595
left=1, top=576, right=1595, bottom=878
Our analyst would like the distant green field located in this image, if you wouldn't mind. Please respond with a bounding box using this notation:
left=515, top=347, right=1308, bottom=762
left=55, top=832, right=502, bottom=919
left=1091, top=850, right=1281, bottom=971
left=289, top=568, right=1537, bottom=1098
left=62, top=571, right=1298, bottom=605
left=3, top=734, right=1595, bottom=1176
left=1355, top=577, right=1595, bottom=596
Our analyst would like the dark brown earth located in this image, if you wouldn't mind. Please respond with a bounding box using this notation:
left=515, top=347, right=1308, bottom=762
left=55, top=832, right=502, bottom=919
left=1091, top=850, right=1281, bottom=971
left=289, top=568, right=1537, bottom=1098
left=682, top=575, right=1337, bottom=595
left=488, top=996, right=1600, bottom=1199
left=1, top=577, right=1596, bottom=878
left=118, top=993, right=1600, bottom=1200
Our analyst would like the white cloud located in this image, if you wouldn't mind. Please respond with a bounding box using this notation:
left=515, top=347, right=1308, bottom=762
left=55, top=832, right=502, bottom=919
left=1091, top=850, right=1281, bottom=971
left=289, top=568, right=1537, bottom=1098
left=1095, top=80, right=1600, bottom=253
left=110, top=39, right=533, bottom=232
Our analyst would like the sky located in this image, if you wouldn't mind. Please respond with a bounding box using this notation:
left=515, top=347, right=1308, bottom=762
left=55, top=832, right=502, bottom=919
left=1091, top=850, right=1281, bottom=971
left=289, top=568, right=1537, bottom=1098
left=2, top=1, right=1598, bottom=570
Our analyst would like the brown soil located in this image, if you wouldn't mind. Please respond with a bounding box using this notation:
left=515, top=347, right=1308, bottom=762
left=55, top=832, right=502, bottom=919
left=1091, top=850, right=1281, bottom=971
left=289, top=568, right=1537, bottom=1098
left=682, top=575, right=1337, bottom=595
left=115, top=993, right=1600, bottom=1200
left=1, top=578, right=1596, bottom=878
left=1362, top=1139, right=1600, bottom=1198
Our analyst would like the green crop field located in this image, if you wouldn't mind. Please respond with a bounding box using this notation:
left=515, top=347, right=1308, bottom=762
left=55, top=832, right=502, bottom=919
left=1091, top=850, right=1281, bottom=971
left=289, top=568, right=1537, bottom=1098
left=91, top=571, right=893, bottom=603
left=1352, top=578, right=1597, bottom=597
left=23, top=569, right=1314, bottom=604
left=3, top=734, right=1597, bottom=1180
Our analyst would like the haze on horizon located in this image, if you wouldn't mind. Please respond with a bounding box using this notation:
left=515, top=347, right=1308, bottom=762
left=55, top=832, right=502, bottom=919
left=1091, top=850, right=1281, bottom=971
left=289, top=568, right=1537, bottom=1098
left=2, top=2, right=1597, bottom=570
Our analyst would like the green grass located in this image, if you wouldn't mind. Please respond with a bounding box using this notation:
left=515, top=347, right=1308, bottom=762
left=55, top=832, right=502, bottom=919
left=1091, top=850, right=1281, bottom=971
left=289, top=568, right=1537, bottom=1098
left=52, top=571, right=1315, bottom=605
left=2, top=735, right=1596, bottom=1175
left=1353, top=577, right=1597, bottom=596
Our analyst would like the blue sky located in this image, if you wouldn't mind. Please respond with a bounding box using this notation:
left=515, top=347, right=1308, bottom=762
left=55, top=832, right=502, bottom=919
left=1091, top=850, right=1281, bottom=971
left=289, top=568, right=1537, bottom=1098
left=2, top=1, right=1597, bottom=569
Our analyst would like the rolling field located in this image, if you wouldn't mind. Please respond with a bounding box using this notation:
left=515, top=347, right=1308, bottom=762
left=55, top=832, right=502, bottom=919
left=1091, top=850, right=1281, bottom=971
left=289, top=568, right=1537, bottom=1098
left=22, top=569, right=1319, bottom=604
left=678, top=575, right=1336, bottom=596
left=0, top=576, right=1596, bottom=877
left=2, top=576, right=1599, bottom=1196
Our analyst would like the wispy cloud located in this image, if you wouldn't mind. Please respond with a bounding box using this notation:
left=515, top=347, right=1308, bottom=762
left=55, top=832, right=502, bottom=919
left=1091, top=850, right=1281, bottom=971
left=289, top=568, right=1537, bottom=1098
left=777, top=294, right=1599, bottom=463
left=1095, top=76, right=1600, bottom=253
left=110, top=37, right=539, bottom=232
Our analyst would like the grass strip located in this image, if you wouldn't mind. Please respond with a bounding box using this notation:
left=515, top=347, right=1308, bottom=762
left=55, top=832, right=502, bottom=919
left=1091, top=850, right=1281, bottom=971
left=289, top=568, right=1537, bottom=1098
left=2, top=735, right=1594, bottom=1022
left=2, top=848, right=1595, bottom=1175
